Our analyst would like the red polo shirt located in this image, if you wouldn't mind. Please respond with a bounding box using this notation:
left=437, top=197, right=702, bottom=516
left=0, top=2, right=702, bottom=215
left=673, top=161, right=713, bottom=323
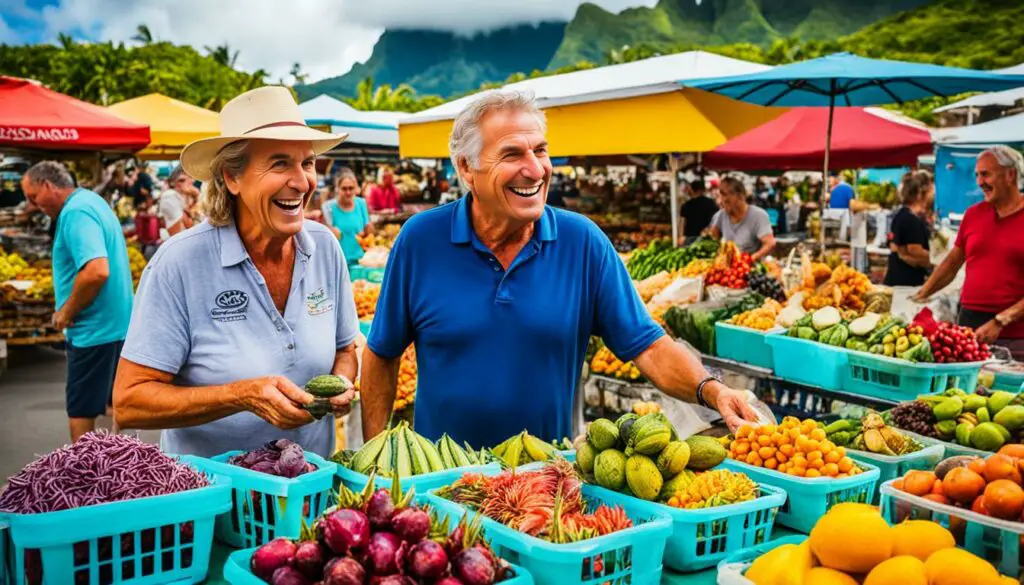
left=955, top=200, right=1024, bottom=338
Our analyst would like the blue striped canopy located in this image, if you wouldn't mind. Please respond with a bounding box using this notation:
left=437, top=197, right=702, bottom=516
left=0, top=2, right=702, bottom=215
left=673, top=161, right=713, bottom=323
left=685, top=52, right=1024, bottom=107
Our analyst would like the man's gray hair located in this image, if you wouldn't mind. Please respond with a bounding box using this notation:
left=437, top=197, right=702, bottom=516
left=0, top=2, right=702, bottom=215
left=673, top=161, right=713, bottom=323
left=981, top=145, right=1024, bottom=188
left=24, top=161, right=74, bottom=189
left=167, top=164, right=187, bottom=185
left=448, top=90, right=546, bottom=190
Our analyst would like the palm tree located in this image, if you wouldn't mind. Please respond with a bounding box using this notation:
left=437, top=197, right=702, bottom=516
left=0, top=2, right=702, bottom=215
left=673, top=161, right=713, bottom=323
left=246, top=68, right=269, bottom=91
left=57, top=33, right=75, bottom=50
left=289, top=62, right=308, bottom=85
left=132, top=24, right=153, bottom=44
left=204, top=44, right=239, bottom=68
left=346, top=77, right=420, bottom=111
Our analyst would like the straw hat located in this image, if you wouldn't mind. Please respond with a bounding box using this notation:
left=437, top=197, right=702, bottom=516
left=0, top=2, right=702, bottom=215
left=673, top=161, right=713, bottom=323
left=181, top=86, right=347, bottom=181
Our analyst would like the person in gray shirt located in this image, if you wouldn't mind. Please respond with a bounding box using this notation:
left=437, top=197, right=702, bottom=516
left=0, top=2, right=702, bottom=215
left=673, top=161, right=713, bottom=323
left=707, top=177, right=776, bottom=261
left=113, top=87, right=359, bottom=457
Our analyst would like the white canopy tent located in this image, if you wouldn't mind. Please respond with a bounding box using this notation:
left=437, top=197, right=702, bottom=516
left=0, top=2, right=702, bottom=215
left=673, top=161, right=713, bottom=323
left=933, top=111, right=1024, bottom=145
left=933, top=63, right=1024, bottom=115
left=400, top=51, right=772, bottom=124
left=300, top=94, right=403, bottom=148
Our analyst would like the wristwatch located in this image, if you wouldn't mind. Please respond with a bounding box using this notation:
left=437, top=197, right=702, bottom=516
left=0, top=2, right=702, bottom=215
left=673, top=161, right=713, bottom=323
left=995, top=313, right=1014, bottom=327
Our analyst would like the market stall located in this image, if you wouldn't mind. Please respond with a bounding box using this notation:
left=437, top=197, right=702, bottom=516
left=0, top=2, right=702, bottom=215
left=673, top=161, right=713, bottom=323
left=107, top=93, right=220, bottom=160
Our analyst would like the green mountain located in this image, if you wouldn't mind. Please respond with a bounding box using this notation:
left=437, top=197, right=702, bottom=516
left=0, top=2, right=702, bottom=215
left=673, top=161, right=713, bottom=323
left=295, top=23, right=566, bottom=102
left=549, top=0, right=930, bottom=68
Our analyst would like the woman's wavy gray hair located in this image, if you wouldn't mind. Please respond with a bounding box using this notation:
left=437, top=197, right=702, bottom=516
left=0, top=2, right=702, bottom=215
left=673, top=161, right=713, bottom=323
left=199, top=140, right=251, bottom=226
left=448, top=90, right=546, bottom=192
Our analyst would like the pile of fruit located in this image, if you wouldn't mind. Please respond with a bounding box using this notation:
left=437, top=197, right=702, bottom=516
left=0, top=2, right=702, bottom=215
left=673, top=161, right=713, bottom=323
left=867, top=322, right=930, bottom=360
left=0, top=251, right=28, bottom=281
left=729, top=417, right=864, bottom=478
left=744, top=503, right=1008, bottom=585
left=704, top=241, right=753, bottom=290
left=664, top=469, right=759, bottom=510
left=490, top=431, right=570, bottom=468
left=824, top=412, right=925, bottom=456
left=927, top=320, right=991, bottom=363
left=353, top=280, right=381, bottom=321
left=337, top=422, right=489, bottom=478
left=795, top=261, right=874, bottom=313
left=589, top=345, right=642, bottom=382
left=889, top=388, right=1024, bottom=451
left=127, top=245, right=147, bottom=290
left=249, top=475, right=518, bottom=584
left=24, top=274, right=53, bottom=301
left=439, top=459, right=635, bottom=544
left=787, top=309, right=938, bottom=362
left=680, top=258, right=712, bottom=277
left=575, top=413, right=730, bottom=503
left=627, top=238, right=718, bottom=281
left=726, top=298, right=782, bottom=331
left=746, top=267, right=786, bottom=302
left=395, top=346, right=417, bottom=411
left=895, top=449, right=1024, bottom=522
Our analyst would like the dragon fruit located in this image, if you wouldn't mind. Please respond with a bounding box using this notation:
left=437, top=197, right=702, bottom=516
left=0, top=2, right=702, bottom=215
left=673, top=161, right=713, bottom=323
left=405, top=540, right=449, bottom=579
left=391, top=507, right=430, bottom=543
left=250, top=538, right=297, bottom=581
left=319, top=509, right=370, bottom=555
left=452, top=548, right=496, bottom=585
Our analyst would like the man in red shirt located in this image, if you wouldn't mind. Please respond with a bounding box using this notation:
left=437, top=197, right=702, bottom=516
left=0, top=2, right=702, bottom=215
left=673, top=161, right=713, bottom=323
left=367, top=168, right=402, bottom=213
left=914, top=146, right=1024, bottom=359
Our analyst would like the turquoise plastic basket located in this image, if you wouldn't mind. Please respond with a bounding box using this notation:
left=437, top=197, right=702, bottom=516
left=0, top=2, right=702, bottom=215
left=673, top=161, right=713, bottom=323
left=586, top=479, right=786, bottom=572
left=0, top=521, right=7, bottom=585
left=765, top=333, right=849, bottom=389
left=843, top=351, right=984, bottom=401
left=991, top=369, right=1024, bottom=392
left=715, top=323, right=778, bottom=370
left=358, top=320, right=372, bottom=337
left=716, top=535, right=807, bottom=583
left=335, top=463, right=501, bottom=495
left=720, top=458, right=880, bottom=533
left=424, top=478, right=673, bottom=585
left=879, top=479, right=1024, bottom=579
left=844, top=435, right=945, bottom=501
left=0, top=466, right=230, bottom=585
left=191, top=450, right=337, bottom=549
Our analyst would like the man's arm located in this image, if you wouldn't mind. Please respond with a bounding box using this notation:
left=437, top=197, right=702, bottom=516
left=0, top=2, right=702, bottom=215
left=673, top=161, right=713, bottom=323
left=895, top=244, right=932, bottom=269
left=633, top=336, right=759, bottom=430
left=55, top=257, right=109, bottom=327
left=114, top=359, right=315, bottom=430
left=360, top=348, right=402, bottom=440
left=849, top=200, right=879, bottom=213
left=751, top=234, right=776, bottom=262
left=914, top=245, right=965, bottom=301
left=976, top=296, right=1024, bottom=344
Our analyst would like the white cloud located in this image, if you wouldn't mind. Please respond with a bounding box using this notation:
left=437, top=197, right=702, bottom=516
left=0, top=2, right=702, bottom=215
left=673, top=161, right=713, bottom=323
left=32, top=0, right=658, bottom=83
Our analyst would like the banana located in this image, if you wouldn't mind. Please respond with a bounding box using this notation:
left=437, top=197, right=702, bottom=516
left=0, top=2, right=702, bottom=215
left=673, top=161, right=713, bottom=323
left=448, top=436, right=472, bottom=467
left=417, top=434, right=445, bottom=472
left=407, top=427, right=430, bottom=475
left=502, top=434, right=524, bottom=468
left=377, top=430, right=394, bottom=477
left=523, top=433, right=553, bottom=462
left=438, top=435, right=456, bottom=469
left=351, top=431, right=388, bottom=474
left=394, top=426, right=413, bottom=477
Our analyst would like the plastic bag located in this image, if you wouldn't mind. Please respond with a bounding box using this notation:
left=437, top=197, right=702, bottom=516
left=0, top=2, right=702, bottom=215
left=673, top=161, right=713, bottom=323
left=705, top=285, right=750, bottom=303
left=891, top=286, right=958, bottom=324
left=651, top=276, right=704, bottom=305
left=716, top=561, right=753, bottom=585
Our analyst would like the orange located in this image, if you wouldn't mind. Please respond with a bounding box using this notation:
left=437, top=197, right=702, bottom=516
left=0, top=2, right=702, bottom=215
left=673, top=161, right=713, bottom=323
left=810, top=428, right=827, bottom=441
left=776, top=452, right=789, bottom=464
left=758, top=435, right=773, bottom=447
left=838, top=458, right=854, bottom=473
left=984, top=454, right=1023, bottom=485
left=823, top=463, right=840, bottom=476
left=734, top=442, right=751, bottom=455
left=983, top=479, right=1024, bottom=520
left=825, top=451, right=841, bottom=464
left=806, top=468, right=822, bottom=478
left=902, top=471, right=938, bottom=497
left=943, top=467, right=986, bottom=505
left=765, top=458, right=778, bottom=470
left=805, top=567, right=858, bottom=585
left=808, top=451, right=824, bottom=462
left=924, top=548, right=1000, bottom=585
left=863, top=555, right=927, bottom=585
left=810, top=506, right=893, bottom=574
left=890, top=520, right=955, bottom=561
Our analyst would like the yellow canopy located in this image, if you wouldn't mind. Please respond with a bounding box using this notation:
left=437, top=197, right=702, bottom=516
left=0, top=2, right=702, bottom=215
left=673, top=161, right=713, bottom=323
left=399, top=88, right=785, bottom=159
left=107, top=94, right=219, bottom=160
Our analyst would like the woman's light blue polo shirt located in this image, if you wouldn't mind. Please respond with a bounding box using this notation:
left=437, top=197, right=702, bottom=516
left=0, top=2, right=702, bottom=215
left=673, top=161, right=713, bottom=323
left=121, top=220, right=360, bottom=457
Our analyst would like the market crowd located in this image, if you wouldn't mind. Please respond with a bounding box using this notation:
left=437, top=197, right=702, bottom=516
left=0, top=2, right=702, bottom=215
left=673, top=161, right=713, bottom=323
left=16, top=85, right=1024, bottom=456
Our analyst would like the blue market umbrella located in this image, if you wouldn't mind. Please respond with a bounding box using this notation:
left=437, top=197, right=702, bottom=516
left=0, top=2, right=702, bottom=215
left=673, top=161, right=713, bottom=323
left=686, top=52, right=1024, bottom=231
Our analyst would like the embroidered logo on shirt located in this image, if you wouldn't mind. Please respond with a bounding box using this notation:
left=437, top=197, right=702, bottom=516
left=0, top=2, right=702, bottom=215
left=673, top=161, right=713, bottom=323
left=211, top=290, right=249, bottom=322
left=306, top=287, right=334, bottom=316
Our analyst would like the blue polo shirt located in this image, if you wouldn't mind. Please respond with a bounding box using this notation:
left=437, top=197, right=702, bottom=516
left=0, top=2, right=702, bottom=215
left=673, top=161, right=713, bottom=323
left=121, top=220, right=360, bottom=458
left=53, top=188, right=133, bottom=348
left=829, top=182, right=854, bottom=209
left=368, top=196, right=664, bottom=446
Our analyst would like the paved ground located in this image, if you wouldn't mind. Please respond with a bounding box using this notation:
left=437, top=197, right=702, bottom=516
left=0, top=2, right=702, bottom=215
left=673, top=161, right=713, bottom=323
left=0, top=345, right=159, bottom=480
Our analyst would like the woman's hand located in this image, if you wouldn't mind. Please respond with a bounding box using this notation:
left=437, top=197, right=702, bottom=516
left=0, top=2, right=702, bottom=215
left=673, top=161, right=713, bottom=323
left=237, top=376, right=315, bottom=429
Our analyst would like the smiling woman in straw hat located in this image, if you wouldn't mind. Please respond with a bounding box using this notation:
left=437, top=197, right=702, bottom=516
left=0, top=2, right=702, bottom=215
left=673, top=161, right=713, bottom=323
left=112, top=86, right=361, bottom=457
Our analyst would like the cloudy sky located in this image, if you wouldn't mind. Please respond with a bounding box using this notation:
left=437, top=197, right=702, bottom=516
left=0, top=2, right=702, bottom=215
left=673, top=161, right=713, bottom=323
left=1, top=0, right=659, bottom=83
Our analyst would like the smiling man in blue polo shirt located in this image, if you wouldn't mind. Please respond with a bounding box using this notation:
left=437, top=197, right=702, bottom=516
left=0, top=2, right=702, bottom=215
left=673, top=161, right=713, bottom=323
left=362, top=91, right=758, bottom=447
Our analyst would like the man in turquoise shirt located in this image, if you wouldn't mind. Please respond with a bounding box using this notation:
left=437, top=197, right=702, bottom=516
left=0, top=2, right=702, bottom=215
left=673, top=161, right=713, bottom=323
left=22, top=161, right=133, bottom=441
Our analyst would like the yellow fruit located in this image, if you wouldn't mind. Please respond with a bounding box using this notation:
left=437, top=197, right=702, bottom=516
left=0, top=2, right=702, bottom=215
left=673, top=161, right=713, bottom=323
left=863, top=556, right=927, bottom=585
left=809, top=506, right=892, bottom=574
left=804, top=567, right=859, bottom=585
left=889, top=521, right=955, bottom=562
left=827, top=502, right=878, bottom=516
left=746, top=544, right=797, bottom=585
left=924, top=548, right=1001, bottom=585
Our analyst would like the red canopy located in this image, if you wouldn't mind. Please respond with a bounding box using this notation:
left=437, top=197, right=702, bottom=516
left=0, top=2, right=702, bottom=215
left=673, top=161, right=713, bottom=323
left=704, top=107, right=933, bottom=171
left=0, top=76, right=150, bottom=152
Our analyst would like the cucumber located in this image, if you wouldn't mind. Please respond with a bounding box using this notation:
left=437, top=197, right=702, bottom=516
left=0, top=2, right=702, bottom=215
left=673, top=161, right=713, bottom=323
left=406, top=428, right=430, bottom=475
left=394, top=426, right=413, bottom=477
